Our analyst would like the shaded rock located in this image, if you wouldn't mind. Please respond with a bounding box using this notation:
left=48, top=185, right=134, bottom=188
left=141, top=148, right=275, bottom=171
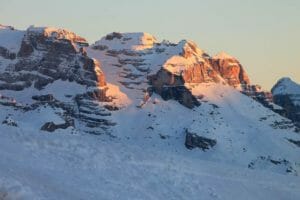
left=211, top=52, right=250, bottom=87
left=287, top=139, right=300, bottom=148
left=40, top=119, right=74, bottom=132
left=104, top=105, right=119, bottom=111
left=2, top=116, right=18, bottom=127
left=32, top=94, right=54, bottom=102
left=17, top=40, right=34, bottom=57
left=105, top=32, right=123, bottom=40
left=148, top=69, right=200, bottom=109
left=271, top=78, right=300, bottom=128
left=185, top=130, right=216, bottom=151
left=248, top=156, right=298, bottom=175
left=0, top=46, right=16, bottom=59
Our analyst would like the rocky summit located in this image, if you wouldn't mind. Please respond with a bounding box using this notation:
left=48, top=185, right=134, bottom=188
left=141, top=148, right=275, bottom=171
left=272, top=77, right=300, bottom=129
left=0, top=25, right=300, bottom=200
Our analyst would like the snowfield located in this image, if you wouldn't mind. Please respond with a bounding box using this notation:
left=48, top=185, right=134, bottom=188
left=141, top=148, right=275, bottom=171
left=0, top=27, right=300, bottom=200
left=1, top=84, right=300, bottom=200
left=0, top=124, right=300, bottom=200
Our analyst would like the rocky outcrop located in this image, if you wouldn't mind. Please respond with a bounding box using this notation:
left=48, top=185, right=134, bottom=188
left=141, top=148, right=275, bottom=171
left=148, top=69, right=200, bottom=108
left=0, top=26, right=117, bottom=135
left=2, top=116, right=18, bottom=127
left=241, top=84, right=273, bottom=107
left=248, top=156, right=297, bottom=175
left=185, top=130, right=217, bottom=151
left=0, top=26, right=105, bottom=91
left=32, top=94, right=55, bottom=102
left=271, top=78, right=300, bottom=127
left=41, top=120, right=74, bottom=132
left=148, top=42, right=264, bottom=108
left=0, top=46, right=16, bottom=59
left=288, top=139, right=300, bottom=147
left=211, top=52, right=250, bottom=87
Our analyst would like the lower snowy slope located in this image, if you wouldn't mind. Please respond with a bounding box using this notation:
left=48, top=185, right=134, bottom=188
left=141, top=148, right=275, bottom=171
left=1, top=81, right=300, bottom=199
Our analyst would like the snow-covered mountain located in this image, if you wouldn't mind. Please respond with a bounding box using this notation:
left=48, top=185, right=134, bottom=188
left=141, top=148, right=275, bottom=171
left=272, top=77, right=300, bottom=129
left=0, top=25, right=300, bottom=200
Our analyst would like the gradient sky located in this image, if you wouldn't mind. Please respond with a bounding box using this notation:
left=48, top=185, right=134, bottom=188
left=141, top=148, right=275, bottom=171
left=1, top=0, right=299, bottom=89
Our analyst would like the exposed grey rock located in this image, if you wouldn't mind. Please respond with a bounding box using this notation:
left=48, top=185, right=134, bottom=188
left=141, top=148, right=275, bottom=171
left=32, top=94, right=54, bottom=102
left=41, top=120, right=74, bottom=132
left=2, top=116, right=18, bottom=127
left=0, top=46, right=16, bottom=59
left=184, top=130, right=217, bottom=151
left=248, top=156, right=298, bottom=175
left=287, top=139, right=300, bottom=148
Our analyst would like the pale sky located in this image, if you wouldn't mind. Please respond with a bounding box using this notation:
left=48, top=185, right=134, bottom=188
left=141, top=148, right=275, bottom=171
left=1, top=0, right=299, bottom=89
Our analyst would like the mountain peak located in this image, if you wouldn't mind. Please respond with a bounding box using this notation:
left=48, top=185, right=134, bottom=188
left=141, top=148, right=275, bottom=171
left=272, top=77, right=300, bottom=95
left=0, top=24, right=14, bottom=30
left=26, top=25, right=88, bottom=45
left=93, top=32, right=157, bottom=51
left=213, top=51, right=236, bottom=60
left=177, top=40, right=205, bottom=58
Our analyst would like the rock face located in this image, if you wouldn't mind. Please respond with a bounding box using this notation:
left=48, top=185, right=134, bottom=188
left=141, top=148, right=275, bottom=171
left=149, top=41, right=270, bottom=108
left=148, top=68, right=201, bottom=109
left=211, top=52, right=250, bottom=87
left=185, top=130, right=217, bottom=151
left=272, top=78, right=300, bottom=127
left=0, top=26, right=116, bottom=135
left=0, top=26, right=105, bottom=91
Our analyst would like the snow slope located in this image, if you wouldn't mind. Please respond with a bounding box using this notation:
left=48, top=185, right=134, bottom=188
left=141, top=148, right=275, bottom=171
left=0, top=90, right=300, bottom=199
left=0, top=28, right=300, bottom=200
left=0, top=25, right=25, bottom=53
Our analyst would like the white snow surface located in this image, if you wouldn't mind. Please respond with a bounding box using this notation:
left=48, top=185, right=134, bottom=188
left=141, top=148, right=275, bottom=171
left=1, top=83, right=300, bottom=199
left=0, top=26, right=25, bottom=53
left=93, top=32, right=157, bottom=50
left=0, top=30, right=300, bottom=199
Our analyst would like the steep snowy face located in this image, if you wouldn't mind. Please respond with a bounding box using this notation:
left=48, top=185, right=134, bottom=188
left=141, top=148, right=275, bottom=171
left=93, top=32, right=157, bottom=51
left=0, top=25, right=25, bottom=59
left=272, top=78, right=300, bottom=127
left=0, top=26, right=122, bottom=135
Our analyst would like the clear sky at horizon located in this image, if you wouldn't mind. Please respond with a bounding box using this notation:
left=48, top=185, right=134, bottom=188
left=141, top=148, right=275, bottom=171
left=1, top=0, right=299, bottom=89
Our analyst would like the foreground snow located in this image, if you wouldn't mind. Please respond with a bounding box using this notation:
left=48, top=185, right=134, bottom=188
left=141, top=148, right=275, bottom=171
left=1, top=84, right=300, bottom=199
left=0, top=126, right=299, bottom=200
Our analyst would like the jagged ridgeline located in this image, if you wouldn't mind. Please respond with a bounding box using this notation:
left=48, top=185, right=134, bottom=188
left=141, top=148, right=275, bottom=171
left=0, top=25, right=300, bottom=179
